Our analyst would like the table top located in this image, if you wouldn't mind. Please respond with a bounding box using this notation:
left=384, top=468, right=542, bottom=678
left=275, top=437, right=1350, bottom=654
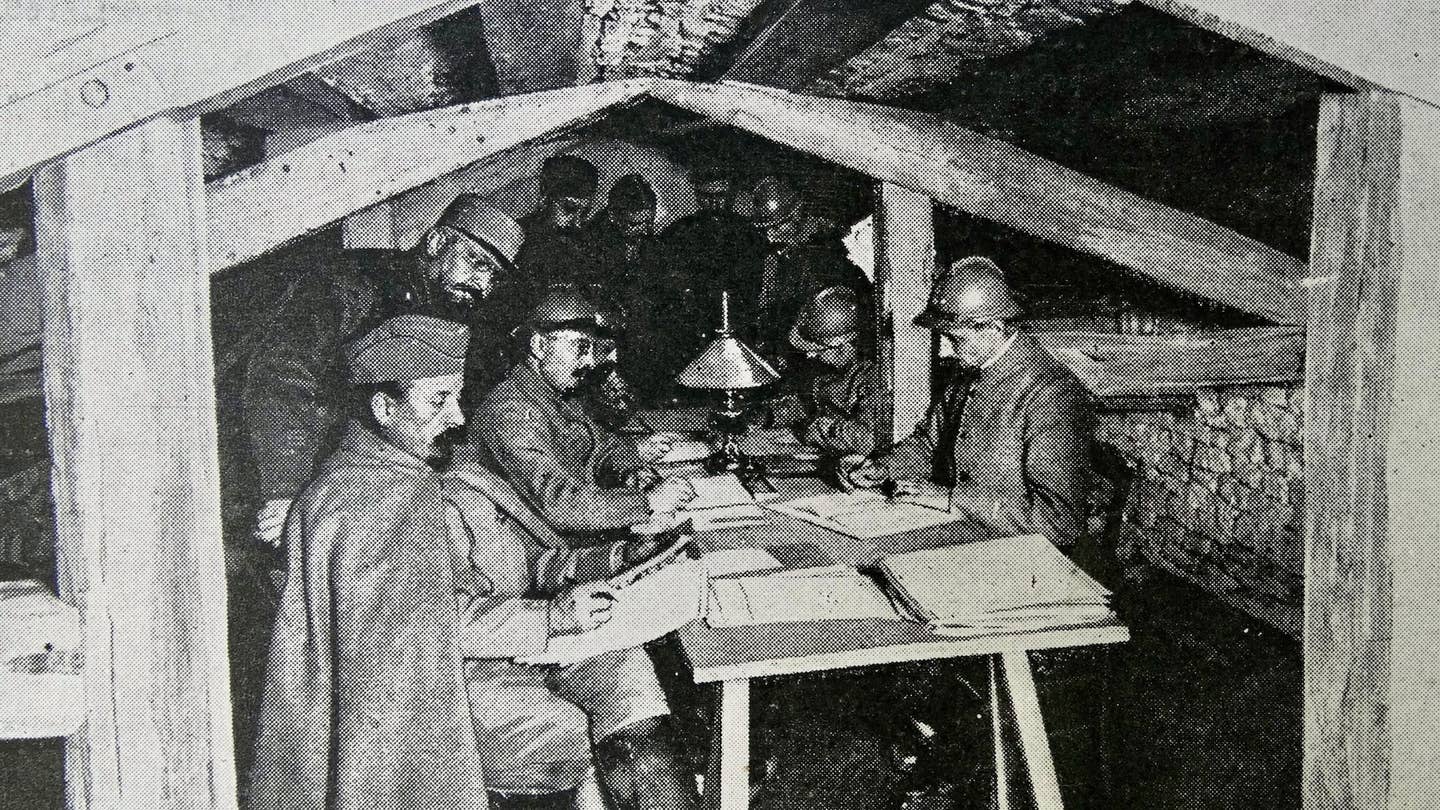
left=677, top=477, right=1131, bottom=683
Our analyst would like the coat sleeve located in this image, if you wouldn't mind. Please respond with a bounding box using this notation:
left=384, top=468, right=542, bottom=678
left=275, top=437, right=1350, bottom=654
left=947, top=379, right=1090, bottom=546
left=802, top=363, right=880, bottom=457
left=477, top=398, right=651, bottom=532
left=874, top=383, right=947, bottom=478
left=242, top=273, right=351, bottom=499
left=442, top=494, right=551, bottom=659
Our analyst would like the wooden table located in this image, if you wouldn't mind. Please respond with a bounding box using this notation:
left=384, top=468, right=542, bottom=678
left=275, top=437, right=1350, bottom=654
left=678, top=478, right=1130, bottom=810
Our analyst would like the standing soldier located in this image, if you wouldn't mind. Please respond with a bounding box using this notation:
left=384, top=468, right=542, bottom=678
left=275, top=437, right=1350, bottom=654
left=516, top=154, right=601, bottom=287
left=242, top=194, right=525, bottom=549
left=748, top=174, right=870, bottom=368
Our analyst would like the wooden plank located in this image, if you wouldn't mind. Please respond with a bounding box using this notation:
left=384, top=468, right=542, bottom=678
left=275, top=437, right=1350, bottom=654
left=720, top=0, right=934, bottom=88
left=34, top=115, right=236, bottom=809
left=1000, top=651, right=1065, bottom=810
left=1139, top=1, right=1440, bottom=106
left=0, top=0, right=486, bottom=190
left=208, top=80, right=650, bottom=270
left=1303, top=90, right=1440, bottom=810
left=873, top=182, right=935, bottom=445
left=0, top=580, right=83, bottom=739
left=704, top=679, right=751, bottom=810
left=1030, top=327, right=1305, bottom=399
left=647, top=80, right=1307, bottom=325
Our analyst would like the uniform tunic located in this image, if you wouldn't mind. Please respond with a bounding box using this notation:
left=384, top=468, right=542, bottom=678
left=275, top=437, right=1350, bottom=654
left=442, top=459, right=670, bottom=793
left=873, top=332, right=1090, bottom=546
left=250, top=424, right=489, bottom=810
left=473, top=362, right=650, bottom=537
left=799, top=359, right=880, bottom=457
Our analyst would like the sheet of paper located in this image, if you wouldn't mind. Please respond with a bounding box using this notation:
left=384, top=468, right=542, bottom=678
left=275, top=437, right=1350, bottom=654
left=701, top=548, right=783, bottom=577
left=689, top=473, right=754, bottom=510
left=658, top=439, right=712, bottom=464
left=518, top=559, right=708, bottom=667
left=767, top=490, right=966, bottom=539
left=706, top=570, right=898, bottom=627
left=689, top=502, right=769, bottom=532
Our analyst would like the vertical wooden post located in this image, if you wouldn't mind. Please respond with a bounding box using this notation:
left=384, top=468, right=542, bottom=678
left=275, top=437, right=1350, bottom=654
left=873, top=183, right=935, bottom=446
left=1304, top=90, right=1440, bottom=810
left=34, top=115, right=237, bottom=810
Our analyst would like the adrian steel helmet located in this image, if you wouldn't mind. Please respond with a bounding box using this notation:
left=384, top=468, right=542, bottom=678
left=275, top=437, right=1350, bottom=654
left=524, top=285, right=615, bottom=337
left=790, top=286, right=861, bottom=353
left=750, top=174, right=803, bottom=228
left=433, top=194, right=525, bottom=270
left=914, top=257, right=1021, bottom=330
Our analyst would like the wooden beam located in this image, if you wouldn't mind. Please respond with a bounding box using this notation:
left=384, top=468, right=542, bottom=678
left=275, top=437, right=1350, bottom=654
left=1139, top=0, right=1440, bottom=106
left=34, top=115, right=236, bottom=809
left=647, top=80, right=1307, bottom=325
left=873, top=183, right=935, bottom=445
left=1031, top=327, right=1304, bottom=399
left=1302, top=90, right=1440, bottom=810
left=0, top=0, right=486, bottom=190
left=719, top=0, right=935, bottom=88
left=208, top=80, right=650, bottom=270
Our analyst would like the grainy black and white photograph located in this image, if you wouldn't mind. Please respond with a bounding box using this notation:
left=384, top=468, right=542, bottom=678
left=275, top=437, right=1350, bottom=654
left=0, top=2, right=1432, bottom=809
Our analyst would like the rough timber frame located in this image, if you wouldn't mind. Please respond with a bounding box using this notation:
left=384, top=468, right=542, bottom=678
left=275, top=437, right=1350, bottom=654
left=3, top=2, right=1435, bottom=808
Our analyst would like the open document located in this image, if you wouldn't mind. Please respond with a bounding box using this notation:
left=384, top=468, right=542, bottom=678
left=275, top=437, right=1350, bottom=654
left=707, top=568, right=899, bottom=627
left=766, top=489, right=966, bottom=539
left=518, top=559, right=708, bottom=667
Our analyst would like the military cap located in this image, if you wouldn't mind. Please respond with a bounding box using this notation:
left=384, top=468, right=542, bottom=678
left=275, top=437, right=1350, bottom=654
left=345, top=315, right=470, bottom=384
left=540, top=155, right=600, bottom=198
left=790, top=286, right=861, bottom=353
left=914, top=256, right=1022, bottom=330
left=433, top=194, right=525, bottom=270
left=607, top=173, right=658, bottom=213
left=750, top=174, right=802, bottom=228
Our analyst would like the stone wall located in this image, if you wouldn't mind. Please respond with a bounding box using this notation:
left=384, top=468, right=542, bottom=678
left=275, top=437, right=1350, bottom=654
left=1095, top=384, right=1305, bottom=636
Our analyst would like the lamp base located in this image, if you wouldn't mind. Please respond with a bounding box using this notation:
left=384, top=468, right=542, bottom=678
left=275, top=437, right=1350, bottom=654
left=704, top=445, right=766, bottom=477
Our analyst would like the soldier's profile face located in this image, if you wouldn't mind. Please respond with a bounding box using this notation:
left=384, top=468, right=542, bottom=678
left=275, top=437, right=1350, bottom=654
left=938, top=324, right=1005, bottom=369
left=375, top=373, right=466, bottom=461
left=614, top=208, right=656, bottom=241
left=812, top=339, right=857, bottom=369
left=534, top=329, right=598, bottom=392
left=430, top=233, right=503, bottom=306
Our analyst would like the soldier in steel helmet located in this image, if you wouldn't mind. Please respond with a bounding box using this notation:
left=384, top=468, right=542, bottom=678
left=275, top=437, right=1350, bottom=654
left=515, top=154, right=601, bottom=287
left=747, top=174, right=870, bottom=368
left=842, top=255, right=1090, bottom=546
left=768, top=285, right=881, bottom=457
left=242, top=194, right=527, bottom=550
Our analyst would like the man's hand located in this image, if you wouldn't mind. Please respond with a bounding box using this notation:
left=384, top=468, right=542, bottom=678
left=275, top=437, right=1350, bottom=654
left=837, top=455, right=886, bottom=491
left=253, top=498, right=294, bottom=548
left=646, top=475, right=696, bottom=516
left=622, top=535, right=666, bottom=567
left=550, top=584, right=616, bottom=635
left=635, top=432, right=683, bottom=464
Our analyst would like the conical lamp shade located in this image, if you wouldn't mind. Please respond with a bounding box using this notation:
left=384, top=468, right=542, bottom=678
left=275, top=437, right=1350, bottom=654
left=676, top=335, right=781, bottom=390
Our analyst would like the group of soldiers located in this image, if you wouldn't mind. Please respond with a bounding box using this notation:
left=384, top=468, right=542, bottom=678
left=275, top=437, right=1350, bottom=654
left=238, top=152, right=1092, bottom=810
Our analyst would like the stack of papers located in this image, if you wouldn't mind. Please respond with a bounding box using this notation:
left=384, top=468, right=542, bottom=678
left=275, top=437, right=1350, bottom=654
left=658, top=439, right=712, bottom=465
left=877, top=535, right=1114, bottom=633
left=518, top=559, right=708, bottom=667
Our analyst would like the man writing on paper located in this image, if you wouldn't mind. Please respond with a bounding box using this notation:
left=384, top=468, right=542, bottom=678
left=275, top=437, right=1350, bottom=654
left=769, top=285, right=880, bottom=457
left=841, top=257, right=1090, bottom=547
left=472, top=287, right=696, bottom=542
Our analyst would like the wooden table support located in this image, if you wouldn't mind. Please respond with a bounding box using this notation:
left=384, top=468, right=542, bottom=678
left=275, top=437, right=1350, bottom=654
left=706, top=678, right=751, bottom=810
left=1001, top=651, right=1065, bottom=810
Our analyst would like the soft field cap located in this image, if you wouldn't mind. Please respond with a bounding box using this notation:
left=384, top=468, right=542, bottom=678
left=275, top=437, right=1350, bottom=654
left=346, top=315, right=470, bottom=384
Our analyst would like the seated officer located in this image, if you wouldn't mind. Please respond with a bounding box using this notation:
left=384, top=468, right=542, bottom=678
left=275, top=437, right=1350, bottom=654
left=770, top=285, right=879, bottom=457
left=445, top=432, right=698, bottom=810
left=472, top=287, right=695, bottom=541
left=842, top=256, right=1090, bottom=547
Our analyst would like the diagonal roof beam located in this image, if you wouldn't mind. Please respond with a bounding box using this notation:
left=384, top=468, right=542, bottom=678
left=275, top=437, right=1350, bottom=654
left=206, top=80, right=653, bottom=271
left=0, top=0, right=486, bottom=191
left=648, top=79, right=1306, bottom=324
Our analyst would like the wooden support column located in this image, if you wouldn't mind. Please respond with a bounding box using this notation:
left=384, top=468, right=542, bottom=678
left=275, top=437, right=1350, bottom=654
left=34, top=116, right=236, bottom=810
left=873, top=183, right=935, bottom=446
left=1304, top=90, right=1440, bottom=810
